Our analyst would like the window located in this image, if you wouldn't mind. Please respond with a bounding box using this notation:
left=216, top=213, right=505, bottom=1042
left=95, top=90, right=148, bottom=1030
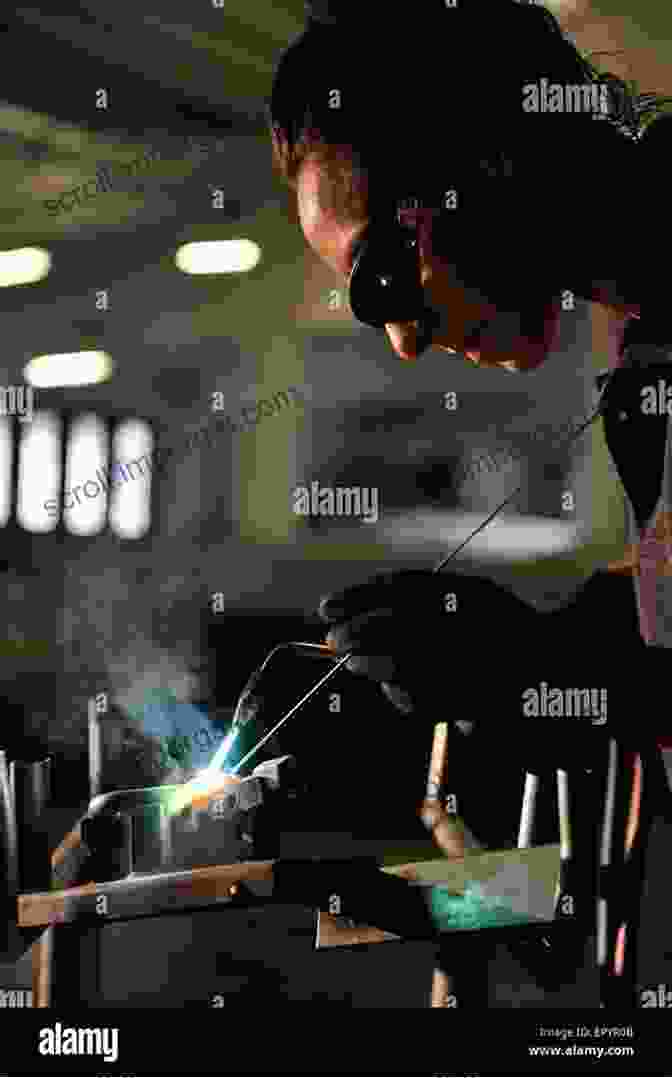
left=6, top=410, right=153, bottom=539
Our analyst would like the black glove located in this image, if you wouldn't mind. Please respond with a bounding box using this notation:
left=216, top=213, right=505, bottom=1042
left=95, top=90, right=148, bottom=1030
left=317, top=568, right=654, bottom=752
left=318, top=569, right=538, bottom=721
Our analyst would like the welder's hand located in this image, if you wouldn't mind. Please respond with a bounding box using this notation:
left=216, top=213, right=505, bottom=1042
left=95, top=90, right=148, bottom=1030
left=318, top=570, right=533, bottom=719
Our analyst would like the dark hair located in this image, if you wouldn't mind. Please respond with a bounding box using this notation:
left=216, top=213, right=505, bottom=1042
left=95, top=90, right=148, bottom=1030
left=268, top=0, right=670, bottom=227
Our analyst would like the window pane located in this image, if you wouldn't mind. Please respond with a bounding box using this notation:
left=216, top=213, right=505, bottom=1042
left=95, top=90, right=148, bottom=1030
left=0, top=416, right=12, bottom=527
left=63, top=413, right=109, bottom=536
left=109, top=419, right=153, bottom=539
left=16, top=410, right=61, bottom=533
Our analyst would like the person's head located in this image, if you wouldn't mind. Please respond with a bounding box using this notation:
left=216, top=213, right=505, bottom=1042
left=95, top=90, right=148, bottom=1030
left=269, top=0, right=642, bottom=371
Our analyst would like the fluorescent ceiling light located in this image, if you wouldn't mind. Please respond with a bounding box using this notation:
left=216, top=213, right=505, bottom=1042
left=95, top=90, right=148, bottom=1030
left=0, top=247, right=51, bottom=287
left=24, top=351, right=114, bottom=388
left=175, top=239, right=261, bottom=275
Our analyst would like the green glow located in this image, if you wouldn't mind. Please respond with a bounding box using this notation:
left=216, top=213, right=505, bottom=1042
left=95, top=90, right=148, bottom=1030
left=429, top=882, right=544, bottom=932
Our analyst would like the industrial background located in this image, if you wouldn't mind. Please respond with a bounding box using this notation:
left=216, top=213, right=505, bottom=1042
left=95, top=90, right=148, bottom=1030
left=0, top=0, right=669, bottom=1016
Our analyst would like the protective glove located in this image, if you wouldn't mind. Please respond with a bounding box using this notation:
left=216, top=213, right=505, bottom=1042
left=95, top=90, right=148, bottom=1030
left=318, top=569, right=537, bottom=721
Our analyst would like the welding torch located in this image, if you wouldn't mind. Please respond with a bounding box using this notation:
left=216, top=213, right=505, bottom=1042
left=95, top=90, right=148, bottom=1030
left=226, top=642, right=347, bottom=773
left=225, top=517, right=499, bottom=775
left=230, top=641, right=340, bottom=731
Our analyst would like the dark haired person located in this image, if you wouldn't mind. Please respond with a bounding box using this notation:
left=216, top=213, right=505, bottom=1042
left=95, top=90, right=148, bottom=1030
left=268, top=0, right=672, bottom=719
left=267, top=1, right=671, bottom=1001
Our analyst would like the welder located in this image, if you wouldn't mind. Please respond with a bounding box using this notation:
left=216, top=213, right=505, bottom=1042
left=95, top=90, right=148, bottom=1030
left=265, top=0, right=671, bottom=747
left=263, top=0, right=672, bottom=869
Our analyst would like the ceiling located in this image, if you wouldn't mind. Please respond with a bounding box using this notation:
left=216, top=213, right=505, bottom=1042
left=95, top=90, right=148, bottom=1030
left=0, top=3, right=305, bottom=233
left=0, top=0, right=670, bottom=228
left=0, top=2, right=308, bottom=421
left=0, top=1, right=669, bottom=240
left=0, top=0, right=669, bottom=421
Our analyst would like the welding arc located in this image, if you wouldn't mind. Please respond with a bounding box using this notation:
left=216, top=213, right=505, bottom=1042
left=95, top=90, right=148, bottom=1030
left=234, top=380, right=616, bottom=773
left=229, top=653, right=352, bottom=774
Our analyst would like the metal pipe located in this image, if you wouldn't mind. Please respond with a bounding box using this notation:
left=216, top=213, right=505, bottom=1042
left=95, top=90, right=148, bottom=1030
left=555, top=768, right=573, bottom=917
left=518, top=772, right=539, bottom=849
left=88, top=698, right=104, bottom=800
left=597, top=738, right=619, bottom=975
left=0, top=750, right=18, bottom=891
left=557, top=769, right=572, bottom=863
left=0, top=750, right=19, bottom=934
left=159, top=808, right=173, bottom=870
left=10, top=758, right=52, bottom=893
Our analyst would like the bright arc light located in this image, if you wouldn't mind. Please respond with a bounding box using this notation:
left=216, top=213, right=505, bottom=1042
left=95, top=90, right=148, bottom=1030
left=208, top=729, right=238, bottom=772
left=0, top=247, right=51, bottom=287
left=175, top=239, right=261, bottom=275
left=167, top=728, right=239, bottom=816
left=24, top=351, right=114, bottom=388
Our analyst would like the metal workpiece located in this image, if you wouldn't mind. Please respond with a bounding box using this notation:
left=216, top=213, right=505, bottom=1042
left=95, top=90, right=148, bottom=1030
left=88, top=700, right=104, bottom=800
left=166, top=812, right=245, bottom=872
left=159, top=807, right=172, bottom=869
left=87, top=783, right=186, bottom=819
left=251, top=754, right=299, bottom=792
left=65, top=758, right=301, bottom=883
left=81, top=812, right=133, bottom=881
left=135, top=803, right=166, bottom=871
left=234, top=776, right=265, bottom=813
